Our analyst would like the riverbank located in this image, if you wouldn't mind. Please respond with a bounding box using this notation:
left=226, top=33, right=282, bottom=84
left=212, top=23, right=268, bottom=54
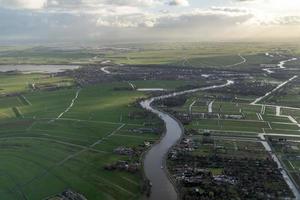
left=140, top=80, right=234, bottom=200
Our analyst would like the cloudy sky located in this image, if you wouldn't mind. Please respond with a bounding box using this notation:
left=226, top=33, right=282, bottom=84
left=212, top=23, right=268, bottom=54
left=0, top=0, right=299, bottom=44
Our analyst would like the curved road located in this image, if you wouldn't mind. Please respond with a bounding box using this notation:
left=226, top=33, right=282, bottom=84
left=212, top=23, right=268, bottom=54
left=140, top=80, right=233, bottom=200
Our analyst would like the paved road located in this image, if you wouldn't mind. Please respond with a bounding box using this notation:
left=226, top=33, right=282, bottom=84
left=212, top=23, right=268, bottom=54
left=208, top=100, right=214, bottom=113
left=259, top=134, right=300, bottom=199
left=101, top=66, right=111, bottom=74
left=251, top=75, right=298, bottom=105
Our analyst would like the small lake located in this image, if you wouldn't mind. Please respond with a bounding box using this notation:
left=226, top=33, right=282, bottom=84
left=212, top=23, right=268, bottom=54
left=0, top=65, right=80, bottom=73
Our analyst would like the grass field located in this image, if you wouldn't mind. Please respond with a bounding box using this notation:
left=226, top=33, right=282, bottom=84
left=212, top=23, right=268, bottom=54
left=166, top=90, right=300, bottom=136
left=267, top=83, right=300, bottom=108
left=131, top=80, right=204, bottom=90
left=1, top=42, right=300, bottom=199
left=269, top=136, right=300, bottom=189
left=0, top=46, right=101, bottom=65
left=0, top=73, right=73, bottom=95
left=103, top=42, right=300, bottom=69
left=188, top=119, right=269, bottom=133
left=0, top=79, right=163, bottom=200
left=1, top=42, right=300, bottom=67
left=191, top=136, right=268, bottom=159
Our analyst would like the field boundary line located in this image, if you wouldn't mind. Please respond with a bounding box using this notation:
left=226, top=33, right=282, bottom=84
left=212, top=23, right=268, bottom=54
left=31, top=128, right=100, bottom=139
left=20, top=95, right=32, bottom=106
left=90, top=124, right=125, bottom=147
left=113, top=133, right=156, bottom=140
left=18, top=123, right=126, bottom=189
left=49, top=88, right=81, bottom=123
left=94, top=175, right=135, bottom=196
left=29, top=117, right=144, bottom=126
left=0, top=136, right=108, bottom=154
left=121, top=176, right=139, bottom=186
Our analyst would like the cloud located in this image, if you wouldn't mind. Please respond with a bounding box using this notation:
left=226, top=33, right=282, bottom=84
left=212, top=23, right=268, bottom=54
left=0, top=0, right=163, bottom=10
left=97, top=14, right=157, bottom=28
left=93, top=6, right=253, bottom=28
left=0, top=1, right=299, bottom=44
left=277, top=16, right=300, bottom=25
left=210, top=6, right=249, bottom=14
left=103, top=0, right=162, bottom=7
left=168, top=0, right=189, bottom=6
left=255, top=15, right=300, bottom=26
left=0, top=0, right=47, bottom=9
left=0, top=6, right=253, bottom=42
left=45, top=0, right=164, bottom=10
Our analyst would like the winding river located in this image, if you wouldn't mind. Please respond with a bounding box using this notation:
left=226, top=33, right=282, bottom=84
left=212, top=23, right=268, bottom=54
left=140, top=80, right=234, bottom=200
left=262, top=54, right=298, bottom=74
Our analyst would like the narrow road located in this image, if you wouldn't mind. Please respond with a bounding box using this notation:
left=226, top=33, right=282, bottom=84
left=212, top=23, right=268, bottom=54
left=276, top=106, right=281, bottom=116
left=101, top=66, right=111, bottom=74
left=189, top=100, right=196, bottom=115
left=137, top=88, right=165, bottom=92
left=259, top=134, right=300, bottom=199
left=263, top=68, right=275, bottom=74
left=128, top=82, right=136, bottom=90
left=224, top=54, right=247, bottom=67
left=251, top=75, right=300, bottom=198
left=181, top=53, right=246, bottom=68
left=140, top=80, right=233, bottom=200
left=208, top=100, right=214, bottom=113
left=265, top=52, right=274, bottom=58
left=251, top=76, right=298, bottom=105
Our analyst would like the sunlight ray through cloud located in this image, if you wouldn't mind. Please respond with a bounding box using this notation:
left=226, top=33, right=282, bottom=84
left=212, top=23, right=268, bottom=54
left=0, top=0, right=299, bottom=43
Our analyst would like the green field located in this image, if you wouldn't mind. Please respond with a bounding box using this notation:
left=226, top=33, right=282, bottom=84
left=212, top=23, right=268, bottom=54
left=1, top=42, right=300, bottom=199
left=0, top=46, right=102, bottom=65
left=191, top=136, right=268, bottom=159
left=267, top=82, right=300, bottom=108
left=1, top=42, right=300, bottom=67
left=188, top=119, right=269, bottom=133
left=131, top=80, right=204, bottom=90
left=166, top=89, right=300, bottom=136
left=269, top=136, right=300, bottom=189
left=102, top=42, right=300, bottom=69
left=0, top=74, right=73, bottom=95
left=0, top=78, right=163, bottom=199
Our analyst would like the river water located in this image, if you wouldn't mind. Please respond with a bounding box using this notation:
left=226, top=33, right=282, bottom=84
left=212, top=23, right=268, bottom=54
left=140, top=80, right=233, bottom=200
